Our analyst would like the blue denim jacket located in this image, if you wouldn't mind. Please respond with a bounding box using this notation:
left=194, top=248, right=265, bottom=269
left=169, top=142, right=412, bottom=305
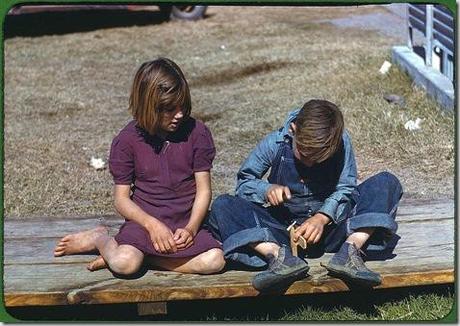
left=236, top=109, right=358, bottom=224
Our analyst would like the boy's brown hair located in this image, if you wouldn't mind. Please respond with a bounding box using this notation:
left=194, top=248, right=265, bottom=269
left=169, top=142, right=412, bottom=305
left=129, top=58, right=191, bottom=135
left=294, top=99, right=344, bottom=163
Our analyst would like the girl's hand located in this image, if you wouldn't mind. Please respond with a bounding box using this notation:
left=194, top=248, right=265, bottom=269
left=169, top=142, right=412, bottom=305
left=147, top=220, right=177, bottom=254
left=294, top=213, right=330, bottom=244
left=173, top=228, right=194, bottom=250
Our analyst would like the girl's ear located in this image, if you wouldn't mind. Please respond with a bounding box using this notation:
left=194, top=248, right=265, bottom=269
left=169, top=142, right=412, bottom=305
left=289, top=122, right=297, bottom=135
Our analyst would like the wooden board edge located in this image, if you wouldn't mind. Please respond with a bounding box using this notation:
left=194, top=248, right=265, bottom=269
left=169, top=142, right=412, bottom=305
left=70, top=268, right=458, bottom=304
left=4, top=292, right=69, bottom=307
left=6, top=269, right=452, bottom=307
left=286, top=269, right=455, bottom=295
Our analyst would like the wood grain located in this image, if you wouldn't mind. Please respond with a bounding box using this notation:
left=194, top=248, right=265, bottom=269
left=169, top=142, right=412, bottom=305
left=3, top=198, right=455, bottom=307
left=4, top=217, right=454, bottom=265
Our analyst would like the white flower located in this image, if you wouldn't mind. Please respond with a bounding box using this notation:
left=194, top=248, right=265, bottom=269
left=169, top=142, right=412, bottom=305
left=379, top=61, right=392, bottom=74
left=404, top=118, right=422, bottom=131
left=76, top=101, right=85, bottom=109
left=90, top=157, right=106, bottom=170
left=220, top=45, right=226, bottom=50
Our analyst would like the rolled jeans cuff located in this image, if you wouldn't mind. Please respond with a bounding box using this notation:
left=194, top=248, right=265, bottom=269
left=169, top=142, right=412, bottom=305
left=347, top=212, right=398, bottom=251
left=222, top=227, right=278, bottom=268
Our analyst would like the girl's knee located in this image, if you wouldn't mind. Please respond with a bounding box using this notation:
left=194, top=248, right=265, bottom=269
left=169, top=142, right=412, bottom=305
left=198, top=248, right=225, bottom=274
left=108, top=251, right=143, bottom=275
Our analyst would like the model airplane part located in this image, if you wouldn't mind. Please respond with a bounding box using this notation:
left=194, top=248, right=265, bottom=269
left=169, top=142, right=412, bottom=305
left=287, top=221, right=307, bottom=257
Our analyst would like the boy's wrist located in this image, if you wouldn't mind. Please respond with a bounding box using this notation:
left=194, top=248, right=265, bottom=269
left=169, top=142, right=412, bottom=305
left=313, top=212, right=331, bottom=225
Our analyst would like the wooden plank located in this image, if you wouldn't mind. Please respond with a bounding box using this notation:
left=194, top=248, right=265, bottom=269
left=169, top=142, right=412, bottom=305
left=4, top=199, right=453, bottom=239
left=4, top=263, right=119, bottom=296
left=4, top=213, right=454, bottom=264
left=395, top=198, right=453, bottom=222
left=4, top=237, right=97, bottom=265
left=4, top=246, right=454, bottom=296
left=3, top=198, right=455, bottom=308
left=4, top=217, right=454, bottom=265
left=4, top=219, right=454, bottom=306
left=4, top=265, right=453, bottom=307
left=4, top=216, right=124, bottom=239
left=71, top=267, right=454, bottom=305
left=5, top=292, right=69, bottom=307
left=394, top=218, right=453, bottom=247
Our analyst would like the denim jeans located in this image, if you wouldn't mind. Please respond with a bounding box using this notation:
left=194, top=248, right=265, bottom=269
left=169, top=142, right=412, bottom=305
left=206, top=171, right=403, bottom=268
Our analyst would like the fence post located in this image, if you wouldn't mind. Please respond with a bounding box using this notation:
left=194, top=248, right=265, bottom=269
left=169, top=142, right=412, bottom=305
left=425, top=4, right=433, bottom=67
left=406, top=4, right=413, bottom=49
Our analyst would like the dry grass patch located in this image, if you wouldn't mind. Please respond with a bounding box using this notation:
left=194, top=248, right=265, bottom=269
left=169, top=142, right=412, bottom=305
left=4, top=5, right=454, bottom=218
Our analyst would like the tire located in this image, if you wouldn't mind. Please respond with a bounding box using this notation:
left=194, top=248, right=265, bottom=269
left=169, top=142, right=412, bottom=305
left=169, top=5, right=207, bottom=21
left=158, top=5, right=173, bottom=19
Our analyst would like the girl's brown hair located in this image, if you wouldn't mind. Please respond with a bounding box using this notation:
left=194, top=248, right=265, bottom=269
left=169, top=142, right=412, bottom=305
left=294, top=99, right=344, bottom=163
left=129, top=58, right=191, bottom=135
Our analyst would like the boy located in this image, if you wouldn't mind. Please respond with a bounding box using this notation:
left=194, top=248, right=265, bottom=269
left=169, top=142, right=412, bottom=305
left=207, top=99, right=402, bottom=291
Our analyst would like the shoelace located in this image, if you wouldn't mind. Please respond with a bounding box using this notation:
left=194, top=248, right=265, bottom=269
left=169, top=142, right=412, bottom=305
left=349, top=244, right=369, bottom=270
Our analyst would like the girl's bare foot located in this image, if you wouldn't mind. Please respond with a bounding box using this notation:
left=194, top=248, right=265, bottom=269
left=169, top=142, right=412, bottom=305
left=87, top=256, right=108, bottom=271
left=54, top=226, right=108, bottom=257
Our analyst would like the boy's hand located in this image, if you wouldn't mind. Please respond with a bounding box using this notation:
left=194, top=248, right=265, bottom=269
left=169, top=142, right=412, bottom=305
left=266, top=184, right=292, bottom=206
left=294, top=213, right=330, bottom=244
left=147, top=220, right=177, bottom=254
left=173, top=228, right=194, bottom=250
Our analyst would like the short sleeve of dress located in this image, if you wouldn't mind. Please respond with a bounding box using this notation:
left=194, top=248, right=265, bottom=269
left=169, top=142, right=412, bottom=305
left=109, top=134, right=135, bottom=185
left=192, top=122, right=216, bottom=172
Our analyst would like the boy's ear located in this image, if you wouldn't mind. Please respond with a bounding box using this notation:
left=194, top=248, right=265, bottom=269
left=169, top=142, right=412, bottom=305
left=290, top=122, right=297, bottom=135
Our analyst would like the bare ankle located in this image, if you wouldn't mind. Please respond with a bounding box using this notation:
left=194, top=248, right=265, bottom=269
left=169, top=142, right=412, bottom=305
left=251, top=242, right=280, bottom=259
left=93, top=233, right=111, bottom=248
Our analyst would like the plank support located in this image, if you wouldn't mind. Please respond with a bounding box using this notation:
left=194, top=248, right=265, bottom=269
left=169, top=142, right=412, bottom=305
left=137, top=302, right=167, bottom=316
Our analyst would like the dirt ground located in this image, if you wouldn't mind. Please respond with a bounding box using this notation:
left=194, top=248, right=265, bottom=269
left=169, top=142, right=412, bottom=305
left=4, top=5, right=455, bottom=218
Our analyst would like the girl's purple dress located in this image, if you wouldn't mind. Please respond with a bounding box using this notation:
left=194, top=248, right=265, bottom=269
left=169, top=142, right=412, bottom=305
left=109, top=118, right=222, bottom=258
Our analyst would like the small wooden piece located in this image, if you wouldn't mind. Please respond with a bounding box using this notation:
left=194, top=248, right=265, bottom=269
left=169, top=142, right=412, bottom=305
left=287, top=222, right=307, bottom=256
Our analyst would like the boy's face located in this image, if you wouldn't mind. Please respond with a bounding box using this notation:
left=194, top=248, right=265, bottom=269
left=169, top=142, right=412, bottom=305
left=292, top=141, right=316, bottom=167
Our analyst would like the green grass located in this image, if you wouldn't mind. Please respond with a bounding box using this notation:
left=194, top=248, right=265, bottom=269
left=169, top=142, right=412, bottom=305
left=7, top=285, right=454, bottom=321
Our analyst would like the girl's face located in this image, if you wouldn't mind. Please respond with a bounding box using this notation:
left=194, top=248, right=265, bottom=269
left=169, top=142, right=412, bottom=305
left=159, top=105, right=185, bottom=133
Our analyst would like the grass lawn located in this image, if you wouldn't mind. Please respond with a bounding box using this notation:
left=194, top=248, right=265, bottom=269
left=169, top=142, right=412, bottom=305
left=4, top=6, right=454, bottom=218
left=3, top=5, right=455, bottom=322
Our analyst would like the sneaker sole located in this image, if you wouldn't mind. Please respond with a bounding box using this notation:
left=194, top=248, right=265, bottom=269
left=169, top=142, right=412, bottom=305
left=253, top=265, right=310, bottom=292
left=322, top=264, right=381, bottom=287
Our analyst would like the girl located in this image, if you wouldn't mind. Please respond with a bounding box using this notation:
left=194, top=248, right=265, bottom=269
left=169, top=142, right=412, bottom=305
left=54, top=58, right=225, bottom=275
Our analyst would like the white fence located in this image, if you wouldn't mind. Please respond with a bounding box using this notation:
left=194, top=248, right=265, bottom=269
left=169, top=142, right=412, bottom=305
left=407, top=4, right=454, bottom=82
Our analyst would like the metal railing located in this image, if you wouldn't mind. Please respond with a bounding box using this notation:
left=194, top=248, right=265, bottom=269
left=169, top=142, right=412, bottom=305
left=407, top=4, right=454, bottom=81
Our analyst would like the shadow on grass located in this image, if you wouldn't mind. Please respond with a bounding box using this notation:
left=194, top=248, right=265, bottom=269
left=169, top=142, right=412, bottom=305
left=7, top=284, right=454, bottom=321
left=4, top=9, right=170, bottom=38
left=190, top=61, right=298, bottom=88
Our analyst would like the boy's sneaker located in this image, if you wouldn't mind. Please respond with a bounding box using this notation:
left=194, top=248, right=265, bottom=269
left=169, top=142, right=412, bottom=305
left=323, top=242, right=382, bottom=287
left=252, top=246, right=309, bottom=292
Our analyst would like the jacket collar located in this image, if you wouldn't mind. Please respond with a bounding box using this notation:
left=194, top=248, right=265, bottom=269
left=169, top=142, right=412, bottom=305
left=276, top=108, right=300, bottom=143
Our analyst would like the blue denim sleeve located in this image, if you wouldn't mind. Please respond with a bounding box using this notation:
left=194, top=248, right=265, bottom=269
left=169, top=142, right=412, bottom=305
left=317, top=131, right=358, bottom=224
left=235, top=131, right=279, bottom=204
